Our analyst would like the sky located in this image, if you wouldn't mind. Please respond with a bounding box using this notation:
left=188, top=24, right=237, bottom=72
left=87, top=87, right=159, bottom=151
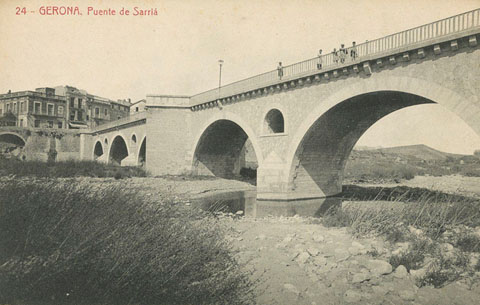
left=1, top=0, right=480, bottom=154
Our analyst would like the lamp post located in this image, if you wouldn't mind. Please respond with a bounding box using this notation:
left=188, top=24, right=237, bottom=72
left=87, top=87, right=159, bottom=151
left=218, top=60, right=224, bottom=104
left=218, top=59, right=224, bottom=88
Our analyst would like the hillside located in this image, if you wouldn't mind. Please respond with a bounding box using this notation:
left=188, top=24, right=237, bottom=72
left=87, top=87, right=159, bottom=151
left=375, top=144, right=461, bottom=161
left=345, top=144, right=480, bottom=183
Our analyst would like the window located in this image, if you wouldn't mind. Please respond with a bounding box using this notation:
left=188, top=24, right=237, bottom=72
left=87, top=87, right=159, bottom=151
left=58, top=106, right=64, bottom=115
left=48, top=121, right=53, bottom=128
left=135, top=107, right=139, bottom=112
left=57, top=122, right=63, bottom=129
left=13, top=103, right=17, bottom=113
left=77, top=111, right=83, bottom=121
left=117, top=116, right=121, bottom=120
left=0, top=108, right=2, bottom=115
left=70, top=97, right=75, bottom=108
left=70, top=114, right=75, bottom=121
left=47, top=104, right=54, bottom=116
left=19, top=119, right=23, bottom=127
left=104, top=108, right=108, bottom=116
left=20, top=101, right=25, bottom=113
left=86, top=115, right=89, bottom=121
left=34, top=102, right=41, bottom=114
left=95, top=107, right=100, bottom=118
left=78, top=98, right=82, bottom=108
left=6, top=103, right=11, bottom=112
left=264, top=109, right=285, bottom=134
left=34, top=120, right=40, bottom=128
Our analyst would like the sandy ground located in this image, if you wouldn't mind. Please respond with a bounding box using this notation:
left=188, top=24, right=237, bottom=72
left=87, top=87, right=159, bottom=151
left=225, top=217, right=480, bottom=305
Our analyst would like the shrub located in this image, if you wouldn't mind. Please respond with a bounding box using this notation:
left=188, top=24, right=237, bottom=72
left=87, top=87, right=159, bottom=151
left=0, top=179, right=255, bottom=305
left=322, top=205, right=352, bottom=228
left=455, top=234, right=480, bottom=253
left=337, top=186, right=480, bottom=240
left=418, top=252, right=470, bottom=288
left=0, top=158, right=146, bottom=178
left=385, top=227, right=408, bottom=243
left=114, top=170, right=124, bottom=180
left=389, top=238, right=433, bottom=271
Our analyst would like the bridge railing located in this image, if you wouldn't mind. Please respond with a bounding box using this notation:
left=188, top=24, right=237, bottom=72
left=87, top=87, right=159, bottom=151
left=190, top=8, right=480, bottom=106
left=90, top=112, right=146, bottom=133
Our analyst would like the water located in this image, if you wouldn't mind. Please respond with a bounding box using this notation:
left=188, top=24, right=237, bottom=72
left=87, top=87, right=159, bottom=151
left=190, top=190, right=342, bottom=218
left=189, top=184, right=477, bottom=218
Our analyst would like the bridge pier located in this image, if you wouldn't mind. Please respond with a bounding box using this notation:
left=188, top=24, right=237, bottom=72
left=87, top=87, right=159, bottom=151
left=257, top=166, right=336, bottom=201
left=120, top=154, right=138, bottom=166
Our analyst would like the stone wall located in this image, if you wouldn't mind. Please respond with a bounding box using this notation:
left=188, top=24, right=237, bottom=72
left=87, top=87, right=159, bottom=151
left=0, top=128, right=82, bottom=161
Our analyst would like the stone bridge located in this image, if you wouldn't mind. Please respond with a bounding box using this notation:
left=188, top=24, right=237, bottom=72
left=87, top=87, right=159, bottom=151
left=81, top=112, right=147, bottom=167
left=4, top=10, right=479, bottom=201
left=145, top=10, right=480, bottom=200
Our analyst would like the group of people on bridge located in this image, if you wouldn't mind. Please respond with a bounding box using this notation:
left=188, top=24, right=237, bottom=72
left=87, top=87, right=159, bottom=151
left=326, top=41, right=358, bottom=68
left=277, top=41, right=358, bottom=80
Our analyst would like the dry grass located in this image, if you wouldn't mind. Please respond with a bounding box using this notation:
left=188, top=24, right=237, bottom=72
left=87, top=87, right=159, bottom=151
left=0, top=178, right=255, bottom=305
left=322, top=188, right=480, bottom=287
left=0, top=156, right=146, bottom=178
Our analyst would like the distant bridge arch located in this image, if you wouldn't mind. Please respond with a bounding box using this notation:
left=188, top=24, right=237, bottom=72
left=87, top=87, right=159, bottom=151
left=0, top=132, right=27, bottom=147
left=108, top=134, right=130, bottom=165
left=138, top=136, right=146, bottom=167
left=93, top=141, right=104, bottom=160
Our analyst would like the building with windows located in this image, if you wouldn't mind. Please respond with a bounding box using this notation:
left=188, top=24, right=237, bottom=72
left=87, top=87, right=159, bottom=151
left=0, top=86, right=131, bottom=129
left=130, top=99, right=146, bottom=113
left=0, top=88, right=66, bottom=128
left=111, top=99, right=132, bottom=122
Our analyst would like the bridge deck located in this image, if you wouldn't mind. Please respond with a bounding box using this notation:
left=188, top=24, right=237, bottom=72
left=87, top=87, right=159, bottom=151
left=190, top=8, right=480, bottom=107
left=89, top=112, right=147, bottom=134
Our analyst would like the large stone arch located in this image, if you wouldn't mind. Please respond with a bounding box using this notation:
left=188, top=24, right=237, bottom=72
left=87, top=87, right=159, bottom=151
left=191, top=112, right=262, bottom=179
left=190, top=111, right=264, bottom=167
left=108, top=134, right=130, bottom=166
left=282, top=76, right=480, bottom=199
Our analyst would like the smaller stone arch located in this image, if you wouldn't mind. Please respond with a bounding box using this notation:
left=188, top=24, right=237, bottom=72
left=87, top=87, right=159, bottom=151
left=93, top=141, right=104, bottom=160
left=138, top=137, right=146, bottom=167
left=264, top=109, right=285, bottom=134
left=108, top=135, right=129, bottom=165
left=0, top=132, right=26, bottom=159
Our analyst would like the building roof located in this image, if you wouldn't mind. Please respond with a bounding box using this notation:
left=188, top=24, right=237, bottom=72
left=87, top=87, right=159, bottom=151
left=130, top=99, right=146, bottom=106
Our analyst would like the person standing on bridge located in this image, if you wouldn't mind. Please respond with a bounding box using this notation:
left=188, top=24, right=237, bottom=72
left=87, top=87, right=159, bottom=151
left=317, top=49, right=323, bottom=69
left=332, top=48, right=338, bottom=64
left=339, top=44, right=347, bottom=63
left=350, top=41, right=358, bottom=60
left=277, top=62, right=284, bottom=80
